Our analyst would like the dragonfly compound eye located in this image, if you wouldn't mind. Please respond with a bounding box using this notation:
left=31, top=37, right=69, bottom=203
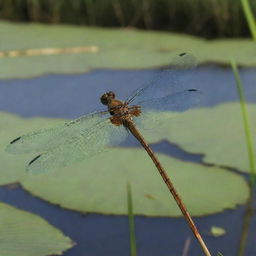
left=100, top=93, right=109, bottom=105
left=107, top=91, right=115, bottom=99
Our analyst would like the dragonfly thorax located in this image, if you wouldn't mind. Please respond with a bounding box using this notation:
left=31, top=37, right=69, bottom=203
left=108, top=99, right=126, bottom=116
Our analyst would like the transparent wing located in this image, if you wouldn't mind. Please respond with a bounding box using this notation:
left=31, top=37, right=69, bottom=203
left=126, top=53, right=197, bottom=105
left=133, top=89, right=201, bottom=130
left=27, top=119, right=128, bottom=174
left=6, top=111, right=109, bottom=154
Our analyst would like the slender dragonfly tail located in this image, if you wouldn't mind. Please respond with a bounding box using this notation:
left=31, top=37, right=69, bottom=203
left=126, top=121, right=211, bottom=256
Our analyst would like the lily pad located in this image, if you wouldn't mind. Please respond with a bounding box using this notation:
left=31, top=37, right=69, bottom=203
left=210, top=226, right=226, bottom=237
left=0, top=202, right=73, bottom=256
left=0, top=21, right=256, bottom=79
left=21, top=148, right=249, bottom=217
left=147, top=103, right=256, bottom=173
left=1, top=111, right=249, bottom=216
left=0, top=112, right=63, bottom=185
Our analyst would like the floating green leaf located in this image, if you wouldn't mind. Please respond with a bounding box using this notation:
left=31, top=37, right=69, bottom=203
left=0, top=21, right=256, bottom=79
left=0, top=202, right=73, bottom=256
left=210, top=226, right=226, bottom=237
left=21, top=148, right=249, bottom=216
left=1, top=111, right=249, bottom=216
left=147, top=103, right=256, bottom=173
left=0, top=112, right=63, bottom=185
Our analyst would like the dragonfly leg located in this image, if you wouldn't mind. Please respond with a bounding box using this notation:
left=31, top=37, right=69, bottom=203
left=128, top=106, right=141, bottom=117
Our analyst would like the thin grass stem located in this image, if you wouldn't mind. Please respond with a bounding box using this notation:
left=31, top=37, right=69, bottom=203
left=127, top=182, right=137, bottom=256
left=238, top=189, right=254, bottom=256
left=231, top=59, right=256, bottom=185
left=240, top=0, right=256, bottom=40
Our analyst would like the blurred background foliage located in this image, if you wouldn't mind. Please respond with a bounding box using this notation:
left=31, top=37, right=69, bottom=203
left=0, top=0, right=254, bottom=38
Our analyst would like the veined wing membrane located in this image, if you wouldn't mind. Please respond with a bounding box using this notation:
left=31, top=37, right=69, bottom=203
left=133, top=89, right=201, bottom=130
left=126, top=53, right=197, bottom=105
left=27, top=118, right=128, bottom=174
left=6, top=111, right=108, bottom=154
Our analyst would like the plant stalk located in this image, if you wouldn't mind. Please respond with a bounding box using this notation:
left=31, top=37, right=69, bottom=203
left=231, top=59, right=256, bottom=185
left=127, top=182, right=137, bottom=256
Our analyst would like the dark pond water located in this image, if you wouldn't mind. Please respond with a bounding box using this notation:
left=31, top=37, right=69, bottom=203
left=0, top=66, right=256, bottom=256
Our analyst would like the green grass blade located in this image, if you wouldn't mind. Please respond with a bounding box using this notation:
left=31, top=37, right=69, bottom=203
left=217, top=253, right=224, bottom=256
left=240, top=0, right=256, bottom=40
left=231, top=59, right=256, bottom=185
left=127, top=182, right=137, bottom=256
left=238, top=191, right=254, bottom=256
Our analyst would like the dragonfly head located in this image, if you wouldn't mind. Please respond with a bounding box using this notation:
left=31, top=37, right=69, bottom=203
left=100, top=91, right=116, bottom=105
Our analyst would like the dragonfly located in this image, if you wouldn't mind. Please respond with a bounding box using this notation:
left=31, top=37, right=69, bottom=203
left=6, top=52, right=200, bottom=174
left=6, top=52, right=211, bottom=255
